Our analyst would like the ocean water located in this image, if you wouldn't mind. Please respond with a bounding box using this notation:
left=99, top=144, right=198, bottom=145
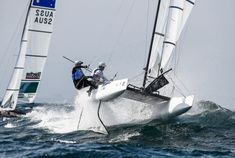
left=0, top=101, right=234, bottom=158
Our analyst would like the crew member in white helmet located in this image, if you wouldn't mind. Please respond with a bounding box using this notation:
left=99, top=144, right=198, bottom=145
left=91, top=62, right=109, bottom=84
left=87, top=62, right=109, bottom=94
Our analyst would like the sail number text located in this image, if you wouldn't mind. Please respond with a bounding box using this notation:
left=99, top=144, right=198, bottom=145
left=34, top=9, right=54, bottom=25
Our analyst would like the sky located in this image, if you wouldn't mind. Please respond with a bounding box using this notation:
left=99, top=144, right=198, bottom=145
left=0, top=0, right=234, bottom=110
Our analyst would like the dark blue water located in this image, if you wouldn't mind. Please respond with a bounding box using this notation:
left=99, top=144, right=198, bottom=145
left=0, top=101, right=234, bottom=158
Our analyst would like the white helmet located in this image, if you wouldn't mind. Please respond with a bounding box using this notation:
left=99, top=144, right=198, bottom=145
left=74, top=60, right=83, bottom=65
left=99, top=62, right=106, bottom=68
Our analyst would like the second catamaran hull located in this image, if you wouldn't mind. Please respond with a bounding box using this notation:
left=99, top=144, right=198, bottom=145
left=99, top=88, right=194, bottom=126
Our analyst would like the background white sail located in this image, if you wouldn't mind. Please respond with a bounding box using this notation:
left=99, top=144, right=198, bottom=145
left=1, top=0, right=57, bottom=110
left=19, top=0, right=56, bottom=103
left=0, top=21, right=30, bottom=111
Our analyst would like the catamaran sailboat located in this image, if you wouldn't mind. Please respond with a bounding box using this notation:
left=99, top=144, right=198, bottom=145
left=76, top=0, right=196, bottom=133
left=0, top=0, right=56, bottom=114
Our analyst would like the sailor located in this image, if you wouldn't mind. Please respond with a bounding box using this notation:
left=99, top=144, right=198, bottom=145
left=72, top=61, right=97, bottom=90
left=86, top=62, right=110, bottom=95
left=91, top=62, right=109, bottom=85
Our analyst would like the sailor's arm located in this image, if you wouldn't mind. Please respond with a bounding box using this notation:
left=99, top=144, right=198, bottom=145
left=80, top=65, right=88, bottom=69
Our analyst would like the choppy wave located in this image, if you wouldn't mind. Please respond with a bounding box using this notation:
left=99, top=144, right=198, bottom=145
left=0, top=100, right=234, bottom=157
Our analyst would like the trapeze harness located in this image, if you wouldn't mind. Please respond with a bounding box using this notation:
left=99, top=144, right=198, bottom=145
left=92, top=68, right=104, bottom=83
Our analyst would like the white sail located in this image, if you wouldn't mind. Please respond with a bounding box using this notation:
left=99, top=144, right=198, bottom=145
left=177, top=0, right=196, bottom=40
left=0, top=24, right=30, bottom=110
left=0, top=3, right=31, bottom=111
left=148, top=0, right=171, bottom=78
left=19, top=0, right=56, bottom=103
left=1, top=0, right=56, bottom=110
left=160, top=0, right=185, bottom=71
left=147, top=0, right=195, bottom=78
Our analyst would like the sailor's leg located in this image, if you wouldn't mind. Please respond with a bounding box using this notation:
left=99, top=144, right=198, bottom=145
left=73, top=80, right=78, bottom=87
left=84, top=79, right=97, bottom=89
left=75, top=79, right=83, bottom=90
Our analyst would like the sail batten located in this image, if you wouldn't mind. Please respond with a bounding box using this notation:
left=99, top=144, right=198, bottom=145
left=154, top=32, right=165, bottom=37
left=25, top=54, right=47, bottom=58
left=28, top=29, right=53, bottom=34
left=186, top=0, right=195, bottom=5
left=169, top=6, right=184, bottom=11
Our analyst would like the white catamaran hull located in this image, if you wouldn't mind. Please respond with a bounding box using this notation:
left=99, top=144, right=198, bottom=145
left=75, top=80, right=194, bottom=130
left=93, top=79, right=128, bottom=101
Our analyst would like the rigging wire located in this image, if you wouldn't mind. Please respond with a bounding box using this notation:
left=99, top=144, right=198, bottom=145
left=90, top=0, right=125, bottom=66
left=129, top=71, right=144, bottom=82
left=174, top=73, right=191, bottom=94
left=1, top=0, right=30, bottom=57
left=0, top=2, right=29, bottom=67
left=143, top=0, right=150, bottom=68
left=169, top=77, right=186, bottom=97
left=171, top=18, right=193, bottom=96
left=0, top=1, right=30, bottom=92
left=106, top=0, right=136, bottom=66
left=173, top=42, right=181, bottom=74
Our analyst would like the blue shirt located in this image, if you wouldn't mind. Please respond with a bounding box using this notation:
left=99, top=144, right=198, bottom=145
left=72, top=68, right=84, bottom=80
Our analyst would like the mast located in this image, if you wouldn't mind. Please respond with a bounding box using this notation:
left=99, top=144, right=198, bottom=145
left=20, top=0, right=33, bottom=43
left=143, top=0, right=162, bottom=88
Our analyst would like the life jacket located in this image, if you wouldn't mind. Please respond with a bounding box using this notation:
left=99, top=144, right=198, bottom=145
left=72, top=68, right=84, bottom=80
left=93, top=68, right=100, bottom=75
left=92, top=68, right=101, bottom=81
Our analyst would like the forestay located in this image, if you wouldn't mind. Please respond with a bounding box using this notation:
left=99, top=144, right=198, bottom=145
left=146, top=0, right=195, bottom=82
left=0, top=0, right=56, bottom=110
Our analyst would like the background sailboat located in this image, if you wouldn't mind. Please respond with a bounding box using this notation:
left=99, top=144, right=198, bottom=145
left=0, top=0, right=56, bottom=112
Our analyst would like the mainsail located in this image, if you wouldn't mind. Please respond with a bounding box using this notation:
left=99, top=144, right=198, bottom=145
left=177, top=0, right=196, bottom=40
left=160, top=0, right=185, bottom=71
left=1, top=0, right=56, bottom=110
left=147, top=0, right=170, bottom=79
left=144, top=0, right=195, bottom=87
